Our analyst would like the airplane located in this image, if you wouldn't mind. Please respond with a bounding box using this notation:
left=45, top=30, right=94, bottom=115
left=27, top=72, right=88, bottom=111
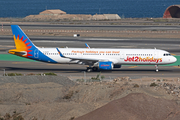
left=8, top=25, right=177, bottom=72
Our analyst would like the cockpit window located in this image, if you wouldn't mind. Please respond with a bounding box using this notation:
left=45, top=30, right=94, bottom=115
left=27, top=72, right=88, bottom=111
left=163, top=53, right=171, bottom=56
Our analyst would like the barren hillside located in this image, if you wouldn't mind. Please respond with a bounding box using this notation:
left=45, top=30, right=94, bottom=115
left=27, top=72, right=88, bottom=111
left=75, top=93, right=180, bottom=120
left=0, top=76, right=180, bottom=120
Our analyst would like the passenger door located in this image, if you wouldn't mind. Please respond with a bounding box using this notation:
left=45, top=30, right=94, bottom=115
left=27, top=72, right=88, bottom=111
left=120, top=52, right=124, bottom=59
left=34, top=49, right=39, bottom=58
left=154, top=50, right=158, bottom=59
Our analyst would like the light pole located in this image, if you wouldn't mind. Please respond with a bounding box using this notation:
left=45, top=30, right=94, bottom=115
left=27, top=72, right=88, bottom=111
left=3, top=69, right=5, bottom=76
left=84, top=71, right=86, bottom=83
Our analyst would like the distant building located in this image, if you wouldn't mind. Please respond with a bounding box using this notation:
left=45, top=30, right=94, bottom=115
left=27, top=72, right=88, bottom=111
left=103, top=14, right=121, bottom=20
left=92, top=14, right=121, bottom=20
left=163, top=5, right=180, bottom=18
left=25, top=9, right=121, bottom=21
left=40, top=9, right=66, bottom=16
left=92, top=14, right=106, bottom=20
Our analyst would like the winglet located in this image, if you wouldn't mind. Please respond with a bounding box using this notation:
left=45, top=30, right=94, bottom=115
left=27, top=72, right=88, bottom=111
left=56, top=48, right=65, bottom=57
left=85, top=43, right=90, bottom=49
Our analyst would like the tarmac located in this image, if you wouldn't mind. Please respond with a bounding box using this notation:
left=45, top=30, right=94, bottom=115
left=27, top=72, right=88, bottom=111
left=0, top=22, right=180, bottom=79
left=0, top=20, right=180, bottom=120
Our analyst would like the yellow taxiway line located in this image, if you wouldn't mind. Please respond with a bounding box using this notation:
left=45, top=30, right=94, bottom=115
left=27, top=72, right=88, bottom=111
left=173, top=66, right=180, bottom=68
left=129, top=66, right=138, bottom=68
left=12, top=62, right=30, bottom=64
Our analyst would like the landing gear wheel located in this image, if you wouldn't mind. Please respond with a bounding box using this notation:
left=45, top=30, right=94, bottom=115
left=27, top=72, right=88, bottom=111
left=92, top=67, right=98, bottom=71
left=86, top=67, right=98, bottom=72
left=86, top=67, right=92, bottom=72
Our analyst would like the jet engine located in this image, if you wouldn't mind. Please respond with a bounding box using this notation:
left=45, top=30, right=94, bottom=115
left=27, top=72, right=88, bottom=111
left=97, top=62, right=121, bottom=70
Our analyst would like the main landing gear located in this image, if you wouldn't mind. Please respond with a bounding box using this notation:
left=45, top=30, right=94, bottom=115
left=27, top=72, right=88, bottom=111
left=86, top=66, right=98, bottom=72
left=155, top=65, right=158, bottom=72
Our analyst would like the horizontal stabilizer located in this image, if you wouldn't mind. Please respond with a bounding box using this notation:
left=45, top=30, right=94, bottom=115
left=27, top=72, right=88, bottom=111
left=8, top=49, right=27, bottom=56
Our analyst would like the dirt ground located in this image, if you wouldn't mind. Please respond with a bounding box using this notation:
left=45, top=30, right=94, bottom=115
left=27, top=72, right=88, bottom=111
left=0, top=76, right=180, bottom=120
left=75, top=93, right=180, bottom=120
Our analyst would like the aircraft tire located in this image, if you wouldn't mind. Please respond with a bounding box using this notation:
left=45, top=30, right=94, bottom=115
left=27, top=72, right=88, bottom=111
left=92, top=67, right=98, bottom=71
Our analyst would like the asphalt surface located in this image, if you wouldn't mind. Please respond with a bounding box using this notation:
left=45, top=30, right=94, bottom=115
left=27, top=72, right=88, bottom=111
left=0, top=35, right=180, bottom=78
left=0, top=36, right=180, bottom=54
left=2, top=24, right=180, bottom=31
left=0, top=61, right=180, bottom=79
left=0, top=23, right=180, bottom=78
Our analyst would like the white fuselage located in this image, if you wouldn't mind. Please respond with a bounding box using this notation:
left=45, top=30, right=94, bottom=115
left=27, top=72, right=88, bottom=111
left=10, top=25, right=177, bottom=72
left=38, top=48, right=177, bottom=65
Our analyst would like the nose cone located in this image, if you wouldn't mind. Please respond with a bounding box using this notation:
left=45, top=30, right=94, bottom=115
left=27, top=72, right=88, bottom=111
left=172, top=56, right=177, bottom=63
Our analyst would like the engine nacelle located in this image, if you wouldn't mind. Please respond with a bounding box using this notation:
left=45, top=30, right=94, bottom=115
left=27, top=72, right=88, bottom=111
left=114, top=64, right=121, bottom=68
left=98, top=62, right=113, bottom=70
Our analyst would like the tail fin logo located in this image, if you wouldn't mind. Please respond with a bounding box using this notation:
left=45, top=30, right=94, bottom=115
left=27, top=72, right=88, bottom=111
left=14, top=34, right=33, bottom=57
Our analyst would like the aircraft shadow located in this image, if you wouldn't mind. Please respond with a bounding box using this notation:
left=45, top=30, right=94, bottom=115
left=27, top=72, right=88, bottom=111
left=1, top=67, right=177, bottom=73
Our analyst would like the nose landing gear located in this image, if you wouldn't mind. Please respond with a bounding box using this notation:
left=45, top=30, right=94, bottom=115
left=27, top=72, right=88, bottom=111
left=155, top=65, right=158, bottom=72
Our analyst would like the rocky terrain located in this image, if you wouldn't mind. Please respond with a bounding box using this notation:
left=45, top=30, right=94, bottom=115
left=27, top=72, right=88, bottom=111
left=75, top=93, right=180, bottom=120
left=0, top=75, right=180, bottom=120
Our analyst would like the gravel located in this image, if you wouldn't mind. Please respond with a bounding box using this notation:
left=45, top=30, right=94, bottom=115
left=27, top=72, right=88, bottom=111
left=0, top=76, right=76, bottom=86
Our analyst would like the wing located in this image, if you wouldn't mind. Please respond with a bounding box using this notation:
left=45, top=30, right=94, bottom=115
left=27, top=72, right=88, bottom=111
left=56, top=48, right=109, bottom=65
